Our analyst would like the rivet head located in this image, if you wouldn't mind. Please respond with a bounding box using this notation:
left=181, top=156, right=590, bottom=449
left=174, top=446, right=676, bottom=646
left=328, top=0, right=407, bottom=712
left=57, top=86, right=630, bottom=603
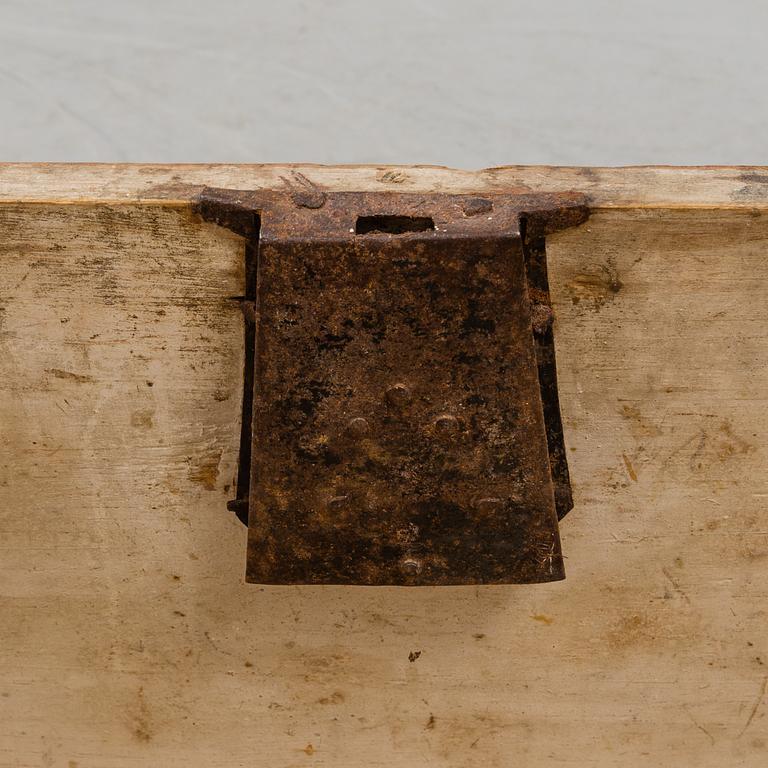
left=386, top=383, right=412, bottom=408
left=400, top=557, right=422, bottom=575
left=476, top=497, right=503, bottom=516
left=347, top=417, right=370, bottom=437
left=434, top=414, right=459, bottom=435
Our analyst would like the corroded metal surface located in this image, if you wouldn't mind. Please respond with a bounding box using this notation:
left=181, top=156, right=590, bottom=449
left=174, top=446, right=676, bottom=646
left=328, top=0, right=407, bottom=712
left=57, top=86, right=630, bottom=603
left=197, top=188, right=588, bottom=585
left=523, top=232, right=574, bottom=519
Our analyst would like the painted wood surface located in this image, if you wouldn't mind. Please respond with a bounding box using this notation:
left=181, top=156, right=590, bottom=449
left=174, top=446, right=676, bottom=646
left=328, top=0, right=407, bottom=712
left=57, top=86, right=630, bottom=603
left=0, top=167, right=766, bottom=767
left=1, top=164, right=768, bottom=209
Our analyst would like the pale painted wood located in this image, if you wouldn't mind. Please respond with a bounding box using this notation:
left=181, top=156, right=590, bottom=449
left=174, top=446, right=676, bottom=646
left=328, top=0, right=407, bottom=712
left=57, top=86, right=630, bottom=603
left=1, top=163, right=768, bottom=209
left=0, top=169, right=766, bottom=767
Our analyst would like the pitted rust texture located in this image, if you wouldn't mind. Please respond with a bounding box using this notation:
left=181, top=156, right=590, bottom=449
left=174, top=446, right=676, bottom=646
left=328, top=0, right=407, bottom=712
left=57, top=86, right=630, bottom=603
left=196, top=188, right=588, bottom=585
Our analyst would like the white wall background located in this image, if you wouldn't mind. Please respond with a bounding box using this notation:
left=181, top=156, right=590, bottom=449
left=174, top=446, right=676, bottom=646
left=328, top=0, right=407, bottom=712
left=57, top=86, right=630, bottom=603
left=1, top=0, right=766, bottom=166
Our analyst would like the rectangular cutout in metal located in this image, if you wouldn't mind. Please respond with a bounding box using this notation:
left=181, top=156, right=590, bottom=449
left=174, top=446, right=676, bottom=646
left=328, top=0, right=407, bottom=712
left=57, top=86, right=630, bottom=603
left=355, top=215, right=435, bottom=235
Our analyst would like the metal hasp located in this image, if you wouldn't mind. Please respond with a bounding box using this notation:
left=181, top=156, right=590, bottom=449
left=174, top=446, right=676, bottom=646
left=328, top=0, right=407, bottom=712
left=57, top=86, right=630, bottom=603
left=197, top=186, right=589, bottom=585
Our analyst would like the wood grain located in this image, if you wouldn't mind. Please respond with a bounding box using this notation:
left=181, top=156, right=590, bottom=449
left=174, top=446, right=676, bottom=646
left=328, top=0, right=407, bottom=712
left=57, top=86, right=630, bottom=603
left=1, top=163, right=768, bottom=209
left=0, top=168, right=766, bottom=767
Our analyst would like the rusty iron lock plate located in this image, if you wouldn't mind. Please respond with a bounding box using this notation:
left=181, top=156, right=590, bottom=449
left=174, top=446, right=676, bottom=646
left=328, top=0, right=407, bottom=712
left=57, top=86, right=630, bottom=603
left=197, top=187, right=588, bottom=585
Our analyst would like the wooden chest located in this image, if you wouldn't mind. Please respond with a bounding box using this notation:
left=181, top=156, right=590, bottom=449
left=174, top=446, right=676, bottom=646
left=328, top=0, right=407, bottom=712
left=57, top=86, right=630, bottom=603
left=1, top=165, right=766, bottom=767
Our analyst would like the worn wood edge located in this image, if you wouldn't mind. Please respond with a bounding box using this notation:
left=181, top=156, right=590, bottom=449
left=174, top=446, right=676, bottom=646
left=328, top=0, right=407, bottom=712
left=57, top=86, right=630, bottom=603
left=1, top=163, right=768, bottom=209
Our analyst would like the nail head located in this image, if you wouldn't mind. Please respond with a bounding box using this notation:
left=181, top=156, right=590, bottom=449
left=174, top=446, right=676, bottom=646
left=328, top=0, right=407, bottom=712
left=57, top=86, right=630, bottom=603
left=386, top=383, right=412, bottom=408
left=347, top=417, right=370, bottom=437
left=434, top=414, right=459, bottom=435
